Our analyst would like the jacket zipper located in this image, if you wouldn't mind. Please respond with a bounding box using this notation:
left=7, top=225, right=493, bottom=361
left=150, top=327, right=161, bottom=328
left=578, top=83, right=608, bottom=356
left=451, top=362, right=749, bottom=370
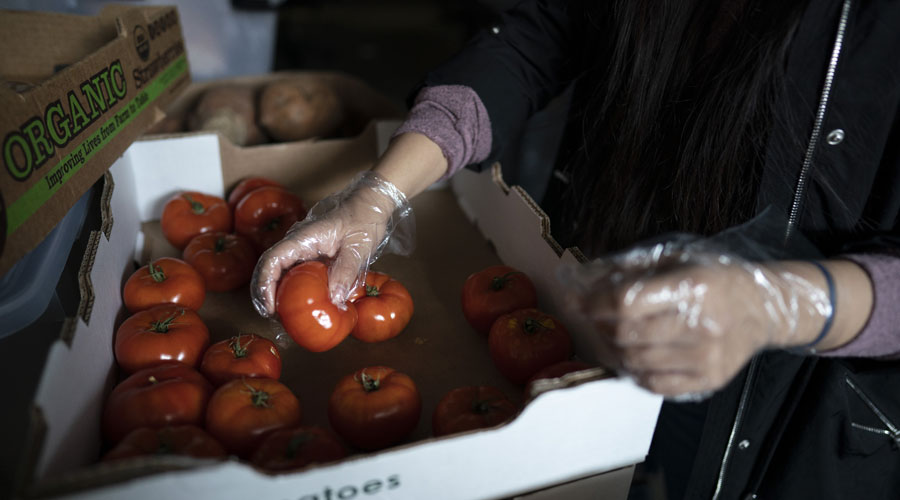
left=845, top=376, right=900, bottom=446
left=784, top=0, right=853, bottom=241
left=712, top=2, right=855, bottom=498
left=711, top=357, right=759, bottom=500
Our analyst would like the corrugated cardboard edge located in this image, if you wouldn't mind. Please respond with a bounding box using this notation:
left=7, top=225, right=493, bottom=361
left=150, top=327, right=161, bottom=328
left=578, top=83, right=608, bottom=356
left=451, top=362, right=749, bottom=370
left=68, top=169, right=115, bottom=333
left=74, top=230, right=101, bottom=328
left=100, top=171, right=115, bottom=239
left=488, top=162, right=578, bottom=262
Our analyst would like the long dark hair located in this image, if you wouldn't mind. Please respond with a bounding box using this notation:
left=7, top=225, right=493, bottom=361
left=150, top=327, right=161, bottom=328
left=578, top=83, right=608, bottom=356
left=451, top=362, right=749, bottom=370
left=555, top=0, right=808, bottom=254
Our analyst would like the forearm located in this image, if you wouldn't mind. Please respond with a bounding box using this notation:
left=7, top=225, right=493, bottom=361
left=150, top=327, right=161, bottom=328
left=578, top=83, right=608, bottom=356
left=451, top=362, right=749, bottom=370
left=372, top=132, right=448, bottom=199
left=769, top=259, right=874, bottom=352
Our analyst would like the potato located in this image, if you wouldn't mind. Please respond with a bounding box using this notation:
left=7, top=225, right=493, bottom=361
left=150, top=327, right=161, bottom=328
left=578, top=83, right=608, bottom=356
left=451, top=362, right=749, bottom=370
left=188, top=85, right=266, bottom=146
left=145, top=113, right=183, bottom=135
left=258, top=80, right=344, bottom=142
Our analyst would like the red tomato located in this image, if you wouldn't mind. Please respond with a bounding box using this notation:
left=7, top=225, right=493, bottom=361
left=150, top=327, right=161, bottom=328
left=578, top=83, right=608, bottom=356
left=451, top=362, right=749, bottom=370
left=275, top=261, right=357, bottom=352
left=182, top=232, right=257, bottom=292
left=122, top=257, right=206, bottom=313
left=161, top=191, right=232, bottom=250
left=327, top=366, right=421, bottom=451
left=114, top=304, right=210, bottom=374
left=205, top=378, right=302, bottom=457
left=234, top=186, right=307, bottom=253
left=488, top=308, right=573, bottom=385
left=200, top=333, right=282, bottom=386
left=102, top=425, right=227, bottom=461
left=525, top=360, right=592, bottom=394
left=461, top=265, right=538, bottom=335
left=102, top=363, right=213, bottom=444
left=227, top=177, right=285, bottom=211
left=348, top=271, right=414, bottom=342
left=250, top=426, right=346, bottom=471
left=431, top=386, right=518, bottom=437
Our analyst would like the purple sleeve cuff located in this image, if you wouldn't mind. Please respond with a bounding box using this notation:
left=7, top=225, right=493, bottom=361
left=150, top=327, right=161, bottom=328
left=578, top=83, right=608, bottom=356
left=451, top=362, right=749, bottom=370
left=818, top=253, right=900, bottom=359
left=392, top=85, right=492, bottom=180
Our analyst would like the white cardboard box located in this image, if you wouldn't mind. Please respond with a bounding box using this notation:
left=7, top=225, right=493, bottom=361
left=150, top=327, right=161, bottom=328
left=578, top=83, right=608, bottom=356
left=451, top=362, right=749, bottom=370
left=22, top=123, right=662, bottom=500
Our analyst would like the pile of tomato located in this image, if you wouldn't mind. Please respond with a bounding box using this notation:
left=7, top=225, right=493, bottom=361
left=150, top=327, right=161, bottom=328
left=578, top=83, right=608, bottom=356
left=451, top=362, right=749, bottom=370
left=98, top=177, right=592, bottom=473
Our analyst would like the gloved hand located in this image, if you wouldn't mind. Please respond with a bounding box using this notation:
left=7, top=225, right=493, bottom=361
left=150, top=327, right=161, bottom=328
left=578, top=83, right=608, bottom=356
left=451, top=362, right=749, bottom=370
left=250, top=171, right=414, bottom=317
left=563, top=239, right=832, bottom=399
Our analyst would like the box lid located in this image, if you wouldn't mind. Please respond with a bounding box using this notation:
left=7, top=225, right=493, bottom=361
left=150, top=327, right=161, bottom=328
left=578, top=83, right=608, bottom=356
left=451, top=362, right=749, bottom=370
left=0, top=4, right=190, bottom=277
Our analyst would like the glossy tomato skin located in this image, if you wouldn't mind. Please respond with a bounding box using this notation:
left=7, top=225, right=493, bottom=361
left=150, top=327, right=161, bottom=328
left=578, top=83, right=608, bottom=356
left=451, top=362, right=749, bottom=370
left=234, top=186, right=307, bottom=253
left=161, top=191, right=232, bottom=250
left=122, top=257, right=206, bottom=313
left=227, top=177, right=285, bottom=211
left=205, top=378, right=302, bottom=457
left=114, top=304, right=210, bottom=374
left=182, top=232, right=257, bottom=292
left=461, top=265, right=538, bottom=335
left=102, top=363, right=213, bottom=444
left=432, top=386, right=518, bottom=437
left=102, top=425, right=227, bottom=461
left=250, top=426, right=345, bottom=471
left=200, top=333, right=282, bottom=386
left=276, top=261, right=357, bottom=352
left=328, top=366, right=421, bottom=451
left=488, top=308, right=574, bottom=385
left=348, top=271, right=414, bottom=342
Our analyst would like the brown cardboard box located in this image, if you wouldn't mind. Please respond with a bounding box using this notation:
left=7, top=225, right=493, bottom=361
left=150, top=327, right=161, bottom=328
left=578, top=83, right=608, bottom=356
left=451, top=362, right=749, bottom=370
left=21, top=123, right=661, bottom=500
left=0, top=4, right=190, bottom=277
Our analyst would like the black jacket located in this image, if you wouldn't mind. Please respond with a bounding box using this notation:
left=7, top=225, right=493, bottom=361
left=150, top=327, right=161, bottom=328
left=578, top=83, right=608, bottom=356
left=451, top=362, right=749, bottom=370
left=421, top=0, right=900, bottom=498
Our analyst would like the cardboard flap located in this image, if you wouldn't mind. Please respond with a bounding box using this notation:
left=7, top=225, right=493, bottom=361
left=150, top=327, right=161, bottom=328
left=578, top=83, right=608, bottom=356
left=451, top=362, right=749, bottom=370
left=0, top=4, right=189, bottom=277
left=0, top=10, right=115, bottom=84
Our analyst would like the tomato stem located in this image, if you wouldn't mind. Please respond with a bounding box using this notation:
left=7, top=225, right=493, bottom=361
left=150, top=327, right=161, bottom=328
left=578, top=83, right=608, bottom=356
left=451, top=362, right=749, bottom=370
left=472, top=399, right=494, bottom=415
left=357, top=371, right=381, bottom=392
left=148, top=261, right=167, bottom=283
left=149, top=310, right=184, bottom=333
left=214, top=236, right=227, bottom=253
left=490, top=271, right=523, bottom=291
left=230, top=334, right=251, bottom=358
left=365, top=285, right=380, bottom=297
left=243, top=382, right=271, bottom=408
left=265, top=216, right=281, bottom=232
left=285, top=432, right=313, bottom=459
left=522, top=318, right=549, bottom=335
left=183, top=194, right=206, bottom=215
left=156, top=434, right=173, bottom=455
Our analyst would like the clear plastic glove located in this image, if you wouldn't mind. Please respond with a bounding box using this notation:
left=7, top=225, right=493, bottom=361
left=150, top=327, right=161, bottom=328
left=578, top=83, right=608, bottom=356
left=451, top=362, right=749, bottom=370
left=562, top=237, right=832, bottom=399
left=250, top=171, right=414, bottom=318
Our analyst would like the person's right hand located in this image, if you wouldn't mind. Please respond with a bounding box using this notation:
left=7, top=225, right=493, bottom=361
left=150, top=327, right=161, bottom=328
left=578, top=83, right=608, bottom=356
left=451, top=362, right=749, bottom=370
left=250, top=171, right=414, bottom=318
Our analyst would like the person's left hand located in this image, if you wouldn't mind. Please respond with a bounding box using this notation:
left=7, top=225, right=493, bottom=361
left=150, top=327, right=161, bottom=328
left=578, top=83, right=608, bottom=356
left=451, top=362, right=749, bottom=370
left=567, top=249, right=829, bottom=398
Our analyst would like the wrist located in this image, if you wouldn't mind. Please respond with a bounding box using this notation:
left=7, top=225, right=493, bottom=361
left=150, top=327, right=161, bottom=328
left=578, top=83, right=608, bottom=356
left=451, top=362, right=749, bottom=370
left=756, top=262, right=831, bottom=350
left=373, top=132, right=448, bottom=199
left=767, top=260, right=872, bottom=354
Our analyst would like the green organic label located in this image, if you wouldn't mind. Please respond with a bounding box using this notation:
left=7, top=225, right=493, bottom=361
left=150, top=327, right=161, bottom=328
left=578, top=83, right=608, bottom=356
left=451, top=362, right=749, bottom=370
left=5, top=54, right=187, bottom=236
